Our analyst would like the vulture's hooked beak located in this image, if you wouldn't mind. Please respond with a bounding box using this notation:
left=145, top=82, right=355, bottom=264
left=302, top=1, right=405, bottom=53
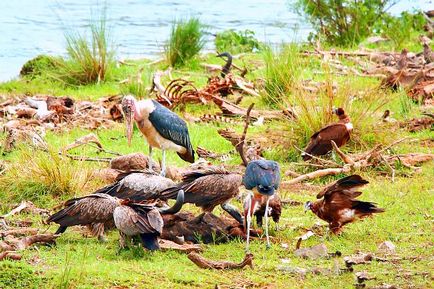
left=332, top=107, right=338, bottom=114
left=158, top=190, right=184, bottom=214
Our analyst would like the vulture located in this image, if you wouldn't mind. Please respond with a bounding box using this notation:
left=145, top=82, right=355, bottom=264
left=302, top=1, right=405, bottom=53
left=46, top=193, right=120, bottom=241
left=96, top=170, right=175, bottom=202
left=122, top=95, right=195, bottom=177
left=253, top=193, right=282, bottom=229
left=305, top=175, right=384, bottom=234
left=302, top=107, right=352, bottom=161
left=160, top=167, right=244, bottom=223
left=114, top=191, right=184, bottom=251
left=243, top=159, right=281, bottom=249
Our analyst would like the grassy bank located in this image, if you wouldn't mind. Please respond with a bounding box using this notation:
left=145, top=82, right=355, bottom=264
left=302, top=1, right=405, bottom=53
left=0, top=40, right=433, bottom=289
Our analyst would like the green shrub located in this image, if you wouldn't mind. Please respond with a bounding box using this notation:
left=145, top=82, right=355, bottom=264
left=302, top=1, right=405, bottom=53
left=50, top=9, right=115, bottom=86
left=374, top=11, right=426, bottom=49
left=20, top=55, right=61, bottom=78
left=165, top=18, right=206, bottom=68
left=215, top=29, right=261, bottom=54
left=293, top=0, right=398, bottom=46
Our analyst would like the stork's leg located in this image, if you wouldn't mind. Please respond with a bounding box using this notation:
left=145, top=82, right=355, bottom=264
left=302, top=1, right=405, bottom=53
left=245, top=192, right=253, bottom=253
left=160, top=149, right=166, bottom=177
left=221, top=203, right=243, bottom=224
left=264, top=196, right=271, bottom=249
left=148, top=145, right=153, bottom=170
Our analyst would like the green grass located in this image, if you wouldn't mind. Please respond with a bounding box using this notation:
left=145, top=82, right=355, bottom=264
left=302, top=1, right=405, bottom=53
left=165, top=18, right=206, bottom=68
left=0, top=45, right=433, bottom=288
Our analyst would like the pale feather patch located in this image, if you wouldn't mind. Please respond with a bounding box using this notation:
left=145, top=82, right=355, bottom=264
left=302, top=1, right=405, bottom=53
left=340, top=208, right=355, bottom=222
left=345, top=122, right=353, bottom=130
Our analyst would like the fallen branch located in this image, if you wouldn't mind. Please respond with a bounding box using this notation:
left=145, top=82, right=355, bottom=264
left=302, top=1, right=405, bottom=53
left=283, top=168, right=349, bottom=186
left=331, top=141, right=354, bottom=165
left=236, top=103, right=254, bottom=166
left=7, top=234, right=58, bottom=251
left=1, top=201, right=49, bottom=218
left=0, top=228, right=38, bottom=237
left=158, top=239, right=202, bottom=253
left=0, top=251, right=22, bottom=261
left=188, top=252, right=253, bottom=270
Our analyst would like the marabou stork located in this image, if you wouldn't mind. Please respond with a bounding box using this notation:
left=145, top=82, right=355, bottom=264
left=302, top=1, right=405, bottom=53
left=95, top=170, right=176, bottom=202
left=302, top=107, right=352, bottom=161
left=46, top=190, right=184, bottom=249
left=305, top=175, right=384, bottom=234
left=243, top=160, right=280, bottom=250
left=121, top=95, right=195, bottom=176
left=160, top=167, right=244, bottom=223
left=217, top=52, right=233, bottom=78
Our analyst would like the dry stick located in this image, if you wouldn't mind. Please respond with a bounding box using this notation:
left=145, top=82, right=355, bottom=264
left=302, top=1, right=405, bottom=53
left=294, top=146, right=340, bottom=167
left=61, top=153, right=112, bottom=163
left=330, top=141, right=354, bottom=165
left=0, top=228, right=38, bottom=237
left=1, top=201, right=30, bottom=218
left=0, top=251, right=22, bottom=261
left=236, top=103, right=255, bottom=166
left=282, top=167, right=349, bottom=186
left=377, top=137, right=410, bottom=154
left=380, top=154, right=395, bottom=183
left=188, top=252, right=254, bottom=270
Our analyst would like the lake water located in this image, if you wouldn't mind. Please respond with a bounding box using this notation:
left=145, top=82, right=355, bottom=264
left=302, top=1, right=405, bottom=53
left=0, top=0, right=432, bottom=82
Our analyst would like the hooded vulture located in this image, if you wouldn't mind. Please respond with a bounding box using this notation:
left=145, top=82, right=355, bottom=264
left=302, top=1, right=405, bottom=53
left=302, top=107, right=352, bottom=161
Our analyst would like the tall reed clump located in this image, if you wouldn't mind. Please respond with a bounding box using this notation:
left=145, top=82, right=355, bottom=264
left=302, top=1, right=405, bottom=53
left=285, top=76, right=391, bottom=150
left=51, top=9, right=115, bottom=86
left=262, top=44, right=304, bottom=106
left=165, top=18, right=206, bottom=68
left=0, top=148, right=93, bottom=204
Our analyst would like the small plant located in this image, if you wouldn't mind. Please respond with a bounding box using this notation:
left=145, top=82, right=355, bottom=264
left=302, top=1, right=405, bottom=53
left=119, top=67, right=152, bottom=98
left=51, top=8, right=115, bottom=85
left=165, top=18, right=206, bottom=68
left=262, top=44, right=303, bottom=106
left=20, top=55, right=61, bottom=78
left=293, top=0, right=398, bottom=46
left=215, top=29, right=261, bottom=54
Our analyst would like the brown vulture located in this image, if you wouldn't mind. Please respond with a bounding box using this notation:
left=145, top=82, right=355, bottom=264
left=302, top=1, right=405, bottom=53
left=160, top=166, right=244, bottom=223
left=302, top=107, right=352, bottom=161
left=305, top=175, right=384, bottom=234
left=95, top=170, right=175, bottom=202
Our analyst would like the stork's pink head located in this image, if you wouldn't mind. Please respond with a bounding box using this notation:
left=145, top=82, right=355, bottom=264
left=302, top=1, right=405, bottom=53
left=122, top=95, right=136, bottom=146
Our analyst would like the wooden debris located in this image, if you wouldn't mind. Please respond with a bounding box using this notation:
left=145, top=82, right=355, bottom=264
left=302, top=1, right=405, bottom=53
left=158, top=239, right=202, bottom=253
left=400, top=116, right=434, bottom=132
left=1, top=201, right=49, bottom=218
left=0, top=251, right=22, bottom=261
left=1, top=234, right=58, bottom=251
left=188, top=252, right=253, bottom=270
left=0, top=228, right=38, bottom=237
left=61, top=133, right=103, bottom=152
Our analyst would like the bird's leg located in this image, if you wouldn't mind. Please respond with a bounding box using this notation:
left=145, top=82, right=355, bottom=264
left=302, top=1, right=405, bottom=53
left=160, top=149, right=166, bottom=177
left=221, top=203, right=243, bottom=224
left=264, top=196, right=271, bottom=249
left=148, top=145, right=153, bottom=170
left=245, top=192, right=253, bottom=253
left=119, top=231, right=127, bottom=249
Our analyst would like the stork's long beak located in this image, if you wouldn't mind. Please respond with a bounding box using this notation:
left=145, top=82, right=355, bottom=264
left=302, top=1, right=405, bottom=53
left=125, top=109, right=133, bottom=146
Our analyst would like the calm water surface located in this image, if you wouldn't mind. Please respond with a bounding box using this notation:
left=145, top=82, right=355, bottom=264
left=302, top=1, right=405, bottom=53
left=0, top=0, right=432, bottom=81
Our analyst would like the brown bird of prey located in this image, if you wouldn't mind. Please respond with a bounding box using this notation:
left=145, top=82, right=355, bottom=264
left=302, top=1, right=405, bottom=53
left=302, top=107, right=352, bottom=161
left=95, top=170, right=176, bottom=202
left=114, top=192, right=184, bottom=251
left=47, top=190, right=184, bottom=248
left=160, top=166, right=244, bottom=224
left=304, top=175, right=384, bottom=234
left=253, top=193, right=282, bottom=229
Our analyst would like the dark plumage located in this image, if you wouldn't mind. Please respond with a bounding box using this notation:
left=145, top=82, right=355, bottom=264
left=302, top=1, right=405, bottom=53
left=217, top=52, right=233, bottom=78
left=243, top=160, right=280, bottom=196
left=302, top=108, right=352, bottom=161
left=396, top=48, right=408, bottom=70
left=95, top=170, right=175, bottom=202
left=149, top=100, right=195, bottom=163
left=46, top=193, right=120, bottom=240
left=160, top=167, right=243, bottom=222
left=305, top=175, right=384, bottom=234
left=423, top=43, right=434, bottom=64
